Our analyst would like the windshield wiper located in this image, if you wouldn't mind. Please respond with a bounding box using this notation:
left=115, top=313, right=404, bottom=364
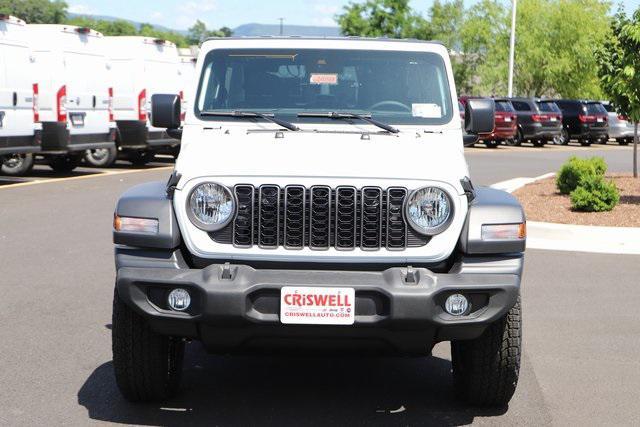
left=200, top=110, right=299, bottom=131
left=298, top=111, right=399, bottom=133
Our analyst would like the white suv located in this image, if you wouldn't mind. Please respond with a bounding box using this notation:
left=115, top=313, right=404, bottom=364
left=112, top=37, right=526, bottom=407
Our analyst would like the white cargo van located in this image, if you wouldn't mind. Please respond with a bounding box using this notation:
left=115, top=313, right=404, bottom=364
left=0, top=15, right=41, bottom=176
left=105, top=36, right=181, bottom=164
left=26, top=24, right=116, bottom=171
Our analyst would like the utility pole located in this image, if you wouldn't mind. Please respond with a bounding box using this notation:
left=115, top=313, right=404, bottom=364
left=507, top=0, right=517, bottom=97
left=279, top=18, right=284, bottom=36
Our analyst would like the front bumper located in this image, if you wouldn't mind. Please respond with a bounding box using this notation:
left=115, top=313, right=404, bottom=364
left=115, top=248, right=522, bottom=355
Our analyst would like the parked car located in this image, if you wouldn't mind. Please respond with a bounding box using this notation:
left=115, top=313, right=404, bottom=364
left=554, top=99, right=608, bottom=146
left=601, top=101, right=633, bottom=145
left=26, top=24, right=116, bottom=171
left=105, top=36, right=182, bottom=164
left=111, top=37, right=526, bottom=407
left=0, top=15, right=41, bottom=176
left=507, top=97, right=562, bottom=146
left=459, top=96, right=517, bottom=148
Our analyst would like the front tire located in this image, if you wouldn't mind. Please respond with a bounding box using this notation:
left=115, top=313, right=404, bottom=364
left=506, top=130, right=523, bottom=146
left=84, top=147, right=117, bottom=167
left=112, top=289, right=184, bottom=402
left=558, top=128, right=570, bottom=145
left=1, top=153, right=34, bottom=176
left=451, top=297, right=522, bottom=407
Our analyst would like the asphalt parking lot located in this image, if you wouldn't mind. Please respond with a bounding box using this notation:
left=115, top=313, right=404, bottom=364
left=1, top=145, right=639, bottom=426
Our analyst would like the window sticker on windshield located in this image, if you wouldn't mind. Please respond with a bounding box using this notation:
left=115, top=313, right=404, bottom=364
left=412, top=103, right=442, bottom=118
left=310, top=73, right=338, bottom=85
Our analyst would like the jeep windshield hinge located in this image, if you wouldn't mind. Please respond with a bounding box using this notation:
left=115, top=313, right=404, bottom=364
left=166, top=171, right=182, bottom=199
left=460, top=177, right=475, bottom=203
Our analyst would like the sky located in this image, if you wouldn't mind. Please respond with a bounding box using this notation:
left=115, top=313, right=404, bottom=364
left=67, top=0, right=640, bottom=31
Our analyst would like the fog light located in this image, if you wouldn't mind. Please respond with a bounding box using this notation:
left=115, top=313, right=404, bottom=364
left=167, top=288, right=191, bottom=311
left=445, top=294, right=468, bottom=316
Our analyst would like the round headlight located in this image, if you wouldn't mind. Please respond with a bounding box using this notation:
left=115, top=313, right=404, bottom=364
left=187, top=182, right=235, bottom=231
left=405, top=187, right=453, bottom=235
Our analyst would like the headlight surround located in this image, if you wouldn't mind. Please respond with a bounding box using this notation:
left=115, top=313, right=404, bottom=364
left=405, top=186, right=453, bottom=235
left=186, top=182, right=235, bottom=231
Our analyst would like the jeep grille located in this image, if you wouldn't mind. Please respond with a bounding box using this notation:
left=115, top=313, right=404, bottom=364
left=209, top=185, right=429, bottom=251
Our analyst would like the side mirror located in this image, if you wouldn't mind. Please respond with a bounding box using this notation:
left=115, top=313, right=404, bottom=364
left=465, top=98, right=495, bottom=134
left=151, top=94, right=181, bottom=129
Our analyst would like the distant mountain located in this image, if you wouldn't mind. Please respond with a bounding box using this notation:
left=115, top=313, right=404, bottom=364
left=66, top=14, right=342, bottom=38
left=232, top=23, right=342, bottom=37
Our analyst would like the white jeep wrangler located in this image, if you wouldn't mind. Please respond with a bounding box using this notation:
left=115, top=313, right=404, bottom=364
left=112, top=37, right=525, bottom=407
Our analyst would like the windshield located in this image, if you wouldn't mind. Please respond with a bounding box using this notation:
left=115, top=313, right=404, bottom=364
left=195, top=48, right=453, bottom=126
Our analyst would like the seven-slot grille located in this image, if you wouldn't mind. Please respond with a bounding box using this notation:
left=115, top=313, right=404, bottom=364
left=213, top=184, right=429, bottom=251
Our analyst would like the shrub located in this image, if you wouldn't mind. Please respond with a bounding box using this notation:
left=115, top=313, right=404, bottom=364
left=556, top=156, right=607, bottom=194
left=570, top=175, right=620, bottom=212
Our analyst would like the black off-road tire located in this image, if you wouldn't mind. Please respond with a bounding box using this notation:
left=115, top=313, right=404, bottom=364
left=451, top=296, right=522, bottom=407
left=1, top=153, right=34, bottom=176
left=49, top=155, right=79, bottom=173
left=112, top=289, right=185, bottom=402
left=84, top=146, right=117, bottom=167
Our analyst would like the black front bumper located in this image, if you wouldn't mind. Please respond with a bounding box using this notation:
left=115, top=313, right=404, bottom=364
left=115, top=248, right=522, bottom=355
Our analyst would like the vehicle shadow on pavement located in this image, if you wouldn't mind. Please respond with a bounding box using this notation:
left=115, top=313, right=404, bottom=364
left=77, top=342, right=507, bottom=426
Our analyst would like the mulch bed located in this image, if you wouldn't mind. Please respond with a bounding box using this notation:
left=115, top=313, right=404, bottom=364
left=512, top=174, right=640, bottom=227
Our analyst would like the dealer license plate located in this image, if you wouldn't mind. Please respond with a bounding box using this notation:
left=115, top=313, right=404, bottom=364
left=70, top=113, right=85, bottom=127
left=550, top=117, right=557, bottom=122
left=597, top=117, right=603, bottom=123
left=504, top=117, right=511, bottom=122
left=280, top=286, right=355, bottom=325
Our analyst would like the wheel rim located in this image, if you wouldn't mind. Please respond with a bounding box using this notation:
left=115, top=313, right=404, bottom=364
left=3, top=154, right=25, bottom=170
left=88, top=149, right=109, bottom=161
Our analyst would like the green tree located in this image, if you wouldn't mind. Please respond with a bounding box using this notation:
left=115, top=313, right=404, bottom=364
left=188, top=20, right=232, bottom=44
left=0, top=0, right=67, bottom=23
left=337, top=0, right=426, bottom=39
left=66, top=16, right=137, bottom=36
left=596, top=9, right=640, bottom=177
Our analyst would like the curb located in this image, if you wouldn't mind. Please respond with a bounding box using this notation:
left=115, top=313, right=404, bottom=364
left=490, top=173, right=640, bottom=255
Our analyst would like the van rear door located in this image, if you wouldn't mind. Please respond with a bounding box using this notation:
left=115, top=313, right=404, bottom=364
left=64, top=49, right=110, bottom=135
left=0, top=31, right=35, bottom=142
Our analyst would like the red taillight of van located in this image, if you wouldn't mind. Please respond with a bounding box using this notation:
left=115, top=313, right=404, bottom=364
left=138, top=89, right=147, bottom=121
left=108, top=87, right=114, bottom=122
left=179, top=90, right=186, bottom=121
left=32, top=83, right=40, bottom=123
left=56, top=85, right=67, bottom=123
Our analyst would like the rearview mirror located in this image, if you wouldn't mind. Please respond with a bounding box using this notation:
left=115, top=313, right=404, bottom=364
left=151, top=94, right=181, bottom=129
left=465, top=98, right=495, bottom=134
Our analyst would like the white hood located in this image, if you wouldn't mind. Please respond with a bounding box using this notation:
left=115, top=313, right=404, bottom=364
left=175, top=125, right=468, bottom=192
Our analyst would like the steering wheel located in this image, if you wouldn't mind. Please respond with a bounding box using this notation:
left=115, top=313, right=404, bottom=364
left=369, top=100, right=411, bottom=112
